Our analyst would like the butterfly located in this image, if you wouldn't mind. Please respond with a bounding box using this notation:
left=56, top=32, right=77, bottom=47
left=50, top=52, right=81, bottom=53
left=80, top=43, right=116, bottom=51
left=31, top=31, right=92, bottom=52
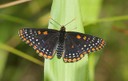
left=18, top=19, right=105, bottom=63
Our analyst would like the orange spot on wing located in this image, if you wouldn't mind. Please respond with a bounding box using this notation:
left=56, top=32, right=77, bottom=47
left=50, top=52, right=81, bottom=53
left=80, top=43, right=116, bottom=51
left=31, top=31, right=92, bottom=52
left=77, top=57, right=80, bottom=61
left=100, top=43, right=103, bottom=45
left=76, top=35, right=81, bottom=39
left=23, top=38, right=27, bottom=41
left=43, top=31, right=48, bottom=35
left=64, top=58, right=68, bottom=62
left=80, top=54, right=84, bottom=58
left=43, top=54, right=47, bottom=58
left=83, top=52, right=86, bottom=54
left=19, top=30, right=23, bottom=35
left=102, top=40, right=105, bottom=44
left=26, top=40, right=30, bottom=44
left=71, top=45, right=74, bottom=48
left=21, top=36, right=24, bottom=38
left=36, top=50, right=40, bottom=53
left=73, top=58, right=77, bottom=62
left=38, top=31, right=41, bottom=34
left=99, top=46, right=102, bottom=49
left=48, top=56, right=52, bottom=59
left=68, top=59, right=72, bottom=62
left=29, top=43, right=33, bottom=46
left=33, top=45, right=37, bottom=49
left=39, top=52, right=43, bottom=57
left=88, top=50, right=91, bottom=53
left=96, top=47, right=99, bottom=50
left=83, top=36, right=86, bottom=40
left=92, top=48, right=95, bottom=51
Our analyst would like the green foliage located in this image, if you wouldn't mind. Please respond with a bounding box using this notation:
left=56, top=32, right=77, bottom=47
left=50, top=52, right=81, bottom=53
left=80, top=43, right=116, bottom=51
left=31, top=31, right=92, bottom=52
left=45, top=0, right=88, bottom=81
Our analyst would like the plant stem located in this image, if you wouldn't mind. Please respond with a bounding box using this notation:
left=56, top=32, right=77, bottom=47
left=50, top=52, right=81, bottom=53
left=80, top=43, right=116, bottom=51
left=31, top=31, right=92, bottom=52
left=44, top=0, right=88, bottom=81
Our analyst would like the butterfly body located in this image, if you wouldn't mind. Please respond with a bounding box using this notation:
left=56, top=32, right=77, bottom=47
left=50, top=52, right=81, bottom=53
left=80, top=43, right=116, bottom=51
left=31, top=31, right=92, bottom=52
left=18, top=26, right=105, bottom=63
left=56, top=26, right=66, bottom=59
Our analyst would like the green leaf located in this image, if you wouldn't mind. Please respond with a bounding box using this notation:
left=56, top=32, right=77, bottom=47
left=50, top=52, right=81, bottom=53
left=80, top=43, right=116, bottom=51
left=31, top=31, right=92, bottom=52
left=44, top=0, right=88, bottom=81
left=80, top=0, right=103, bottom=25
left=80, top=0, right=103, bottom=81
left=0, top=43, right=43, bottom=66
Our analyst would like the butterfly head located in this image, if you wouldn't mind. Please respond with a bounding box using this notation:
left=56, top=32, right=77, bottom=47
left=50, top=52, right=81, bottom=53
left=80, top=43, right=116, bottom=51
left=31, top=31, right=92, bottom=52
left=50, top=18, right=75, bottom=32
left=60, top=26, right=66, bottom=31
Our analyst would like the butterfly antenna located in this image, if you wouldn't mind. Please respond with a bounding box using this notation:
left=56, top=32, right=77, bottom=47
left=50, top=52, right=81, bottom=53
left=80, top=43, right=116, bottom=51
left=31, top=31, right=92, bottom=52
left=49, top=21, right=60, bottom=29
left=50, top=18, right=62, bottom=27
left=64, top=18, right=76, bottom=26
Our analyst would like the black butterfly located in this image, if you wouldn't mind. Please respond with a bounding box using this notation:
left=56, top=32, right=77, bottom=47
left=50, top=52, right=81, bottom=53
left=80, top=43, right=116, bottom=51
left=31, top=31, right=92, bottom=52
left=18, top=20, right=105, bottom=63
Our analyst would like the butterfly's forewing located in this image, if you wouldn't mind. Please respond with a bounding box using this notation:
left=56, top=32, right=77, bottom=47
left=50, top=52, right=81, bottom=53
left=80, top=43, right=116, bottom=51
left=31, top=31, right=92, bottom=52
left=63, top=32, right=105, bottom=63
left=18, top=28, right=59, bottom=59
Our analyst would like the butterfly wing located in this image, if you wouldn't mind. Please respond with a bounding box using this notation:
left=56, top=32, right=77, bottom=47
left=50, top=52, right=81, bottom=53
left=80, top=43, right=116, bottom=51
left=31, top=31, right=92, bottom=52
left=63, top=32, right=105, bottom=63
left=18, top=28, right=59, bottom=59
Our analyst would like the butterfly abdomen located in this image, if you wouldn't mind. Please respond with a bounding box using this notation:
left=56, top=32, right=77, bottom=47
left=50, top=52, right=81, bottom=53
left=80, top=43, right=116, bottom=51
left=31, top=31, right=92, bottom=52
left=56, top=26, right=66, bottom=59
left=57, top=43, right=64, bottom=59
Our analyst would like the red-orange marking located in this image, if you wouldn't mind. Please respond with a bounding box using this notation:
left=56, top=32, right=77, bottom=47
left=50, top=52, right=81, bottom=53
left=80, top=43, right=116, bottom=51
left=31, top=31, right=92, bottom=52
left=29, top=43, right=33, bottom=46
left=100, top=44, right=103, bottom=47
left=76, top=35, right=81, bottom=39
left=88, top=50, right=91, bottom=53
left=33, top=45, right=37, bottom=49
left=99, top=46, right=102, bottom=49
left=43, top=31, right=48, bottom=35
left=38, top=31, right=41, bottom=34
left=83, top=36, right=86, bottom=40
left=68, top=59, right=72, bottom=62
left=26, top=40, right=30, bottom=43
left=96, top=48, right=99, bottom=50
left=80, top=54, right=84, bottom=58
left=92, top=48, right=95, bottom=51
left=48, top=56, right=52, bottom=59
left=102, top=40, right=105, bottom=44
left=43, top=54, right=47, bottom=58
left=39, top=52, right=43, bottom=57
left=21, top=36, right=24, bottom=38
left=82, top=52, right=86, bottom=54
left=73, top=58, right=77, bottom=62
left=64, top=58, right=68, bottom=62
left=23, top=38, right=27, bottom=41
left=19, top=30, right=23, bottom=35
left=77, top=58, right=80, bottom=60
left=36, top=50, right=39, bottom=53
left=71, top=45, right=74, bottom=48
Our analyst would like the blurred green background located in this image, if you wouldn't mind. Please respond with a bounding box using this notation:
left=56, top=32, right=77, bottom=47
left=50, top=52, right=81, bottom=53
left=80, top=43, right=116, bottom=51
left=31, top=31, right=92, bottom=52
left=0, top=0, right=128, bottom=81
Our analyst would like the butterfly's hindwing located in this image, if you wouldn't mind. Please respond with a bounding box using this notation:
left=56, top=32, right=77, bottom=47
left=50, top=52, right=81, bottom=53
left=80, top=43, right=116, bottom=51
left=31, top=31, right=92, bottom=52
left=18, top=28, right=59, bottom=59
left=63, top=32, right=105, bottom=63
